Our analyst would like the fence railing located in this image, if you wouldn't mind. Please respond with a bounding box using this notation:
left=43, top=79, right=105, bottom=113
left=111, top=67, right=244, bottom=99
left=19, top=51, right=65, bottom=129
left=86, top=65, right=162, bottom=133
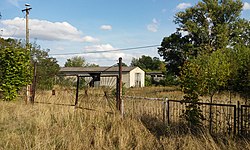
left=241, top=105, right=250, bottom=136
left=123, top=96, right=250, bottom=136
left=167, top=100, right=237, bottom=135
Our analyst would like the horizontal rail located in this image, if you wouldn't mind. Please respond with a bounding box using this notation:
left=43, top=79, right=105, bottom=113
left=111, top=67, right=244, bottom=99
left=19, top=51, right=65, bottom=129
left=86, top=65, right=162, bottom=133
left=168, top=100, right=237, bottom=107
left=123, top=96, right=165, bottom=101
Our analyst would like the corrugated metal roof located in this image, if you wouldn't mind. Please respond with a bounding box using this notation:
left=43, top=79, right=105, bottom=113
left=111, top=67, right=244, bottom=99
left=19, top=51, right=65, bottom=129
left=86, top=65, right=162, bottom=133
left=59, top=66, right=137, bottom=73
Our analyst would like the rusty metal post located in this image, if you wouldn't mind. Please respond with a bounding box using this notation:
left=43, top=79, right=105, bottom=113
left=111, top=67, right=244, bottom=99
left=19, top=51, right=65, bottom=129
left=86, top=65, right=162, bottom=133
left=163, top=98, right=168, bottom=124
left=118, top=57, right=124, bottom=116
left=116, top=75, right=119, bottom=109
left=75, top=75, right=80, bottom=107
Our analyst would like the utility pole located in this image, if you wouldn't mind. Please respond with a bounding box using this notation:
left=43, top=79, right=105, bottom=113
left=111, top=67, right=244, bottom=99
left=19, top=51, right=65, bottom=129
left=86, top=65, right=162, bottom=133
left=22, top=4, right=32, bottom=103
left=22, top=4, right=32, bottom=48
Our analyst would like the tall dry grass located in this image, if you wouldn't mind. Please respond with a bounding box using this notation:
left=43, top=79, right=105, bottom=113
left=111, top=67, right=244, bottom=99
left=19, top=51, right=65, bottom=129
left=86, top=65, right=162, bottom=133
left=0, top=87, right=249, bottom=150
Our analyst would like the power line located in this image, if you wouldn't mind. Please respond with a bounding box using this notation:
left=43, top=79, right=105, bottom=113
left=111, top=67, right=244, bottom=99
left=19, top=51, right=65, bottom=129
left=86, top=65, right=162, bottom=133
left=49, top=44, right=160, bottom=56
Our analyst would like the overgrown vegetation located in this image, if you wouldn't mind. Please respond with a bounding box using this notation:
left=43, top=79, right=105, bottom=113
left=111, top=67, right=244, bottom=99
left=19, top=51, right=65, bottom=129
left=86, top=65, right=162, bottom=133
left=159, top=0, right=250, bottom=127
left=31, top=43, right=60, bottom=90
left=0, top=90, right=249, bottom=149
left=0, top=38, right=31, bottom=100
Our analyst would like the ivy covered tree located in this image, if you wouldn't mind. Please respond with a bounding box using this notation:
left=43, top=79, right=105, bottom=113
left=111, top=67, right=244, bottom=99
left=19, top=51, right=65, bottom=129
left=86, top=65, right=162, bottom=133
left=0, top=38, right=31, bottom=100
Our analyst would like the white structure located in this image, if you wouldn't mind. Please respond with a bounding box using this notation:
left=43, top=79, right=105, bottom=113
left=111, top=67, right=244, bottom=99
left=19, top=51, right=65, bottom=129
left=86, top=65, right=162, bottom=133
left=59, top=66, right=145, bottom=88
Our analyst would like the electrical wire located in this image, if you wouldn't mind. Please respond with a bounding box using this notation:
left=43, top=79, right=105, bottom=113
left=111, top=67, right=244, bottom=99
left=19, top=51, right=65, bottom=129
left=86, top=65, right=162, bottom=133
left=49, top=44, right=160, bottom=56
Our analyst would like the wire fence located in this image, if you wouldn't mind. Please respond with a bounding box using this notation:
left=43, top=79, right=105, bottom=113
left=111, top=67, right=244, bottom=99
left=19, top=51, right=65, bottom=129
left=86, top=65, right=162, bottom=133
left=34, top=88, right=250, bottom=136
left=122, top=96, right=250, bottom=136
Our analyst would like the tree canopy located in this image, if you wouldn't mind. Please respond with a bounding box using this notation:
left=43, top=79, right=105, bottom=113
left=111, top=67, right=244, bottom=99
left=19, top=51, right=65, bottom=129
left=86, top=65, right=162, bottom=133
left=158, top=0, right=250, bottom=125
left=31, top=44, right=60, bottom=90
left=64, top=56, right=86, bottom=67
left=158, top=0, right=247, bottom=76
left=130, top=55, right=165, bottom=72
left=64, top=56, right=99, bottom=67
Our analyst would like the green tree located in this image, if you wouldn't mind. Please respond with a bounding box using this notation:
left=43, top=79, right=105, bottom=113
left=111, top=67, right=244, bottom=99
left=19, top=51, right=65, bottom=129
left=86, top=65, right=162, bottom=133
left=130, top=55, right=165, bottom=71
left=31, top=45, right=60, bottom=90
left=0, top=38, right=31, bottom=100
left=64, top=56, right=86, bottom=67
left=180, top=49, right=235, bottom=126
left=158, top=0, right=244, bottom=76
left=85, top=63, right=99, bottom=67
left=230, top=45, right=250, bottom=102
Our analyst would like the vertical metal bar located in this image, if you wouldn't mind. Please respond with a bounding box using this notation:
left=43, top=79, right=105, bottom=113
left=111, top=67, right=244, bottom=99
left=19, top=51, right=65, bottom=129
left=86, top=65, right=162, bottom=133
left=118, top=57, right=123, bottom=116
left=116, top=75, right=119, bottom=109
left=163, top=98, right=168, bottom=124
left=167, top=100, right=170, bottom=124
left=209, top=97, right=213, bottom=134
left=247, top=106, right=249, bottom=135
left=237, top=101, right=240, bottom=135
left=233, top=105, right=237, bottom=135
left=215, top=105, right=217, bottom=134
left=241, top=105, right=243, bottom=135
left=75, top=75, right=80, bottom=107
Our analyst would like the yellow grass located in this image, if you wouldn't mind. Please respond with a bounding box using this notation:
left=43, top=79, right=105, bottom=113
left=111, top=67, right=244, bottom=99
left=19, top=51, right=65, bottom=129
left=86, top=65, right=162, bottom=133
left=0, top=87, right=249, bottom=149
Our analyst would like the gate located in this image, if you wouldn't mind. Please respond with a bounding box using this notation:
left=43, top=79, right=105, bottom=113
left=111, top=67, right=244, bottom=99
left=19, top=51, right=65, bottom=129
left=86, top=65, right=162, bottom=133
left=240, top=105, right=250, bottom=136
left=167, top=100, right=237, bottom=135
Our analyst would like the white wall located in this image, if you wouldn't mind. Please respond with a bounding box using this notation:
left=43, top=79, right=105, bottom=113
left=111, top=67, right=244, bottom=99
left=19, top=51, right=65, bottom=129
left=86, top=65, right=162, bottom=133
left=129, top=67, right=145, bottom=87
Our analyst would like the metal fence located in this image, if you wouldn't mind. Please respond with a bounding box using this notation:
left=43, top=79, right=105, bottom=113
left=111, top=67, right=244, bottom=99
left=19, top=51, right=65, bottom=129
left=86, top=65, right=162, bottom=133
left=123, top=97, right=250, bottom=136
left=167, top=100, right=237, bottom=135
left=240, top=105, right=250, bottom=136
left=123, top=96, right=166, bottom=121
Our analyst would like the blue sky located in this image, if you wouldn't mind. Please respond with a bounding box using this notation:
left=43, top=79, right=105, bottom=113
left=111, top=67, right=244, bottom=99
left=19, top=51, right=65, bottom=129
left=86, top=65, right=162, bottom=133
left=0, top=0, right=250, bottom=66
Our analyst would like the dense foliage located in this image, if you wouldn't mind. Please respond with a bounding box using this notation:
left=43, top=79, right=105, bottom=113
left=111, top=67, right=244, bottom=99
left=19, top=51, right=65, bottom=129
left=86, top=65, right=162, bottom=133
left=131, top=55, right=167, bottom=86
left=130, top=55, right=165, bottom=72
left=64, top=56, right=86, bottom=67
left=0, top=38, right=31, bottom=100
left=64, top=56, right=99, bottom=67
left=158, top=0, right=246, bottom=76
left=31, top=44, right=60, bottom=90
left=158, top=0, right=250, bottom=126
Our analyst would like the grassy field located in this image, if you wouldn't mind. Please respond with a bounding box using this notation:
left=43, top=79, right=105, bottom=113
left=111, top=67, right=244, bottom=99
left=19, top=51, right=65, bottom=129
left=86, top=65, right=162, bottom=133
left=0, top=87, right=249, bottom=149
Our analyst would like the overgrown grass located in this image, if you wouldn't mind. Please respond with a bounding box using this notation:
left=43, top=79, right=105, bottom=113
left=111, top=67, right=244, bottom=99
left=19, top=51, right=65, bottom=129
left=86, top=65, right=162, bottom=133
left=0, top=87, right=249, bottom=149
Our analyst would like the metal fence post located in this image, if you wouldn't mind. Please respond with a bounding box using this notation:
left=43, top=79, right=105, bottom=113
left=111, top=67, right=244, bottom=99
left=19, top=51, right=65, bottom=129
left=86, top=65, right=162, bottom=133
left=237, top=101, right=240, bottom=134
left=233, top=105, right=237, bottom=135
left=75, top=75, right=80, bottom=108
left=163, top=98, right=168, bottom=124
left=241, top=105, right=243, bottom=135
left=167, top=99, right=170, bottom=125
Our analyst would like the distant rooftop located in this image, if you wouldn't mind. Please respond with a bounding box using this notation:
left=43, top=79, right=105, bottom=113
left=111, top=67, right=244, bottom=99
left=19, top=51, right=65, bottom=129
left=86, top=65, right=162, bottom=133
left=59, top=66, right=138, bottom=73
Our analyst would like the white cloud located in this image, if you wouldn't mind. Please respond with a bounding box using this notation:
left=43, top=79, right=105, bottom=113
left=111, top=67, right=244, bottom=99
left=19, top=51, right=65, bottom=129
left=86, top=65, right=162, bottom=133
left=84, top=44, right=115, bottom=52
left=243, top=2, right=250, bottom=10
left=81, top=44, right=133, bottom=65
left=147, top=18, right=159, bottom=32
left=176, top=3, right=192, bottom=10
left=100, top=25, right=112, bottom=31
left=0, top=17, right=98, bottom=42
